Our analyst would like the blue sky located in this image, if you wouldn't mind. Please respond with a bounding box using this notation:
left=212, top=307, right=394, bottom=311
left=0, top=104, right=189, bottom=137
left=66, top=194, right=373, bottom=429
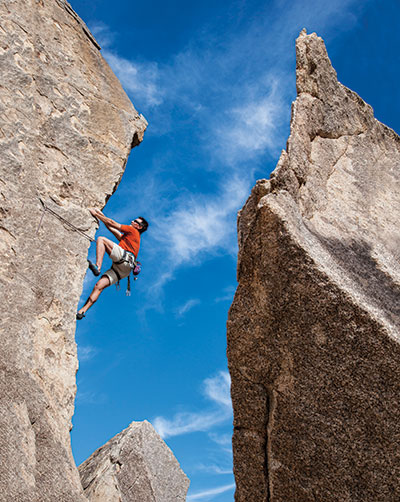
left=69, top=1, right=400, bottom=500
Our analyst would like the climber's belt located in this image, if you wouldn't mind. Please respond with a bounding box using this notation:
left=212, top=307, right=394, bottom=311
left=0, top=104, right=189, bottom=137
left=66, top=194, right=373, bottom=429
left=114, top=250, right=136, bottom=267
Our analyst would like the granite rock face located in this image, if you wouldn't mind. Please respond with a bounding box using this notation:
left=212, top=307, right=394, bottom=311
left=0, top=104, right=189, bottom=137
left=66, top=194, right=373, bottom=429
left=79, top=421, right=190, bottom=502
left=0, top=1, right=146, bottom=500
left=228, top=30, right=400, bottom=501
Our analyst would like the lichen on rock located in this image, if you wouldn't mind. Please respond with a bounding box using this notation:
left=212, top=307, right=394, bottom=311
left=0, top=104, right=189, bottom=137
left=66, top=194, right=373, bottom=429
left=228, top=30, right=400, bottom=501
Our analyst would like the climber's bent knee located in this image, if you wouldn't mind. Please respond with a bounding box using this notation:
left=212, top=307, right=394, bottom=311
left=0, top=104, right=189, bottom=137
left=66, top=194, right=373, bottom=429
left=97, top=236, right=114, bottom=254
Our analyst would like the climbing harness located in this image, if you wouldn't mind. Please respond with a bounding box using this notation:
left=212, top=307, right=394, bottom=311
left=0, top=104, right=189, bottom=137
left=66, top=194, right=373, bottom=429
left=36, top=198, right=94, bottom=242
left=112, top=249, right=141, bottom=296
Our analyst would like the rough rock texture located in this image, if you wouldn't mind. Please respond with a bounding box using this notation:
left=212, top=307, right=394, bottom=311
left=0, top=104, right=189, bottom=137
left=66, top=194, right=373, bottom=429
left=0, top=1, right=146, bottom=500
left=79, top=421, right=190, bottom=502
left=227, top=30, right=400, bottom=502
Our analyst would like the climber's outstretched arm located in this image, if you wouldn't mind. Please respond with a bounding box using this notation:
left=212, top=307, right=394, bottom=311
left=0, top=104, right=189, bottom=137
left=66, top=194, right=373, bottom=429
left=90, top=208, right=123, bottom=239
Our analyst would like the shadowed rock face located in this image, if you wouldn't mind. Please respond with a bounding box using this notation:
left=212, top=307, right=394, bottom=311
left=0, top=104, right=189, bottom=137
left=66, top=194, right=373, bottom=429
left=227, top=30, right=400, bottom=502
left=0, top=1, right=146, bottom=500
left=79, top=421, right=190, bottom=502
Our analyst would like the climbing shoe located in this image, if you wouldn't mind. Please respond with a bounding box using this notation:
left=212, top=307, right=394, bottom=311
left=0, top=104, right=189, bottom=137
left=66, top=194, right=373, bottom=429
left=76, top=312, right=85, bottom=320
left=87, top=259, right=100, bottom=276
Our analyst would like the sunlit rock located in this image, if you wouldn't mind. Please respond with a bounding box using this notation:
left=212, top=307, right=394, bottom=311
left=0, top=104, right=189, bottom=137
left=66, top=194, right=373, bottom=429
left=79, top=421, right=190, bottom=502
left=228, top=30, right=400, bottom=502
left=0, top=0, right=146, bottom=499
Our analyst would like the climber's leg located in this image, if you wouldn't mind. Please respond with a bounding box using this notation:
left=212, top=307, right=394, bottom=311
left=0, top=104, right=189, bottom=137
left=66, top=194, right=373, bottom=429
left=95, top=236, right=115, bottom=271
left=77, top=276, right=110, bottom=317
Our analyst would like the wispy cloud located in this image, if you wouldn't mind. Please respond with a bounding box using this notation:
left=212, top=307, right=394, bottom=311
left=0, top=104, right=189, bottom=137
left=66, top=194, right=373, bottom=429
left=215, top=286, right=236, bottom=303
left=89, top=22, right=163, bottom=107
left=75, top=389, right=107, bottom=405
left=140, top=175, right=249, bottom=297
left=153, top=408, right=229, bottom=439
left=208, top=432, right=232, bottom=446
left=175, top=298, right=200, bottom=317
left=203, top=372, right=231, bottom=407
left=152, top=371, right=234, bottom=502
left=77, top=344, right=98, bottom=362
left=196, top=463, right=232, bottom=475
left=94, top=0, right=369, bottom=151
left=79, top=272, right=94, bottom=299
left=153, top=371, right=232, bottom=439
left=152, top=175, right=249, bottom=264
left=215, top=77, right=285, bottom=164
left=89, top=21, right=116, bottom=48
left=207, top=432, right=233, bottom=456
left=103, top=50, right=163, bottom=107
left=187, top=483, right=236, bottom=501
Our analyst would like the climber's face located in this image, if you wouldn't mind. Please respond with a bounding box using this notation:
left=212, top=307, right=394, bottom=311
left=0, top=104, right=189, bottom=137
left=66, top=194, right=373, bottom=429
left=131, top=218, right=143, bottom=230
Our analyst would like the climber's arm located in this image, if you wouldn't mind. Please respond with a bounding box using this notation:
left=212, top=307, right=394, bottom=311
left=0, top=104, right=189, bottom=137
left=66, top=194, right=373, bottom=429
left=89, top=208, right=123, bottom=239
left=107, top=226, right=123, bottom=241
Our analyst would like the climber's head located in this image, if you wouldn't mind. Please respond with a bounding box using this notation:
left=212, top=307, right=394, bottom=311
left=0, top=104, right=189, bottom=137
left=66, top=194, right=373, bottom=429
left=132, top=217, right=149, bottom=233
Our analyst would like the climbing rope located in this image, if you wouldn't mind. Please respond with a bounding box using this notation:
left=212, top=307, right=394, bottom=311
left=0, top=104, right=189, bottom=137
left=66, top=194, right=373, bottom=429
left=36, top=198, right=94, bottom=242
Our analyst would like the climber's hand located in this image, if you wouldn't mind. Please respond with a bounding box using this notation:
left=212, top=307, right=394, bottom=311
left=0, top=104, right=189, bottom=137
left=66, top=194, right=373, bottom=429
left=89, top=208, right=101, bottom=221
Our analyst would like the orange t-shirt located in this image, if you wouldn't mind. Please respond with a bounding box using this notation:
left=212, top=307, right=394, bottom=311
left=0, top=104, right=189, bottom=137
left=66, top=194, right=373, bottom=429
left=119, top=225, right=140, bottom=257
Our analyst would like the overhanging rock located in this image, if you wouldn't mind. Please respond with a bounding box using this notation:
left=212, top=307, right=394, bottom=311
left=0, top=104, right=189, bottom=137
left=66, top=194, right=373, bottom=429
left=228, top=30, right=400, bottom=501
left=0, top=0, right=146, bottom=500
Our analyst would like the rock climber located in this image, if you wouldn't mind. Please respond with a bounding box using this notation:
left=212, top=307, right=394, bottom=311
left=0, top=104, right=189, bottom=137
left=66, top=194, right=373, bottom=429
left=76, top=209, right=149, bottom=320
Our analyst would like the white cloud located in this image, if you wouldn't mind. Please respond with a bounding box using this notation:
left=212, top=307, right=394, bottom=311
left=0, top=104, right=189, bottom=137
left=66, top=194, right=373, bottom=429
left=139, top=175, right=249, bottom=297
left=77, top=344, right=98, bottom=362
left=75, top=389, right=107, bottom=405
left=153, top=371, right=232, bottom=439
left=203, top=371, right=231, bottom=407
left=187, top=483, right=236, bottom=501
left=103, top=50, right=163, bottom=107
left=196, top=463, right=232, bottom=475
left=153, top=176, right=249, bottom=265
left=196, top=458, right=233, bottom=476
left=216, top=78, right=285, bottom=164
left=89, top=21, right=163, bottom=108
left=153, top=408, right=230, bottom=439
left=175, top=298, right=200, bottom=317
left=80, top=272, right=94, bottom=298
left=215, top=286, right=236, bottom=303
left=208, top=432, right=232, bottom=446
left=89, top=21, right=115, bottom=48
left=153, top=372, right=234, bottom=502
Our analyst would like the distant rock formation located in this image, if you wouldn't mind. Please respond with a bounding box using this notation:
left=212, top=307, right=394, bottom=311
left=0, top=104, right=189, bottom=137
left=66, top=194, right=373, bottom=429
left=79, top=421, right=190, bottom=502
left=0, top=0, right=147, bottom=500
left=228, top=30, right=400, bottom=501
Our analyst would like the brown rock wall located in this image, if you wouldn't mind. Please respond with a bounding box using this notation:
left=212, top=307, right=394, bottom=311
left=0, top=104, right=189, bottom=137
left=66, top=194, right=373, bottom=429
left=228, top=31, right=400, bottom=501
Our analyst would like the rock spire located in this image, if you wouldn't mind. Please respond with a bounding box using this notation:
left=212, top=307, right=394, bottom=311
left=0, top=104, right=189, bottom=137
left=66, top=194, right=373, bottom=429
left=228, top=30, right=400, bottom=501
